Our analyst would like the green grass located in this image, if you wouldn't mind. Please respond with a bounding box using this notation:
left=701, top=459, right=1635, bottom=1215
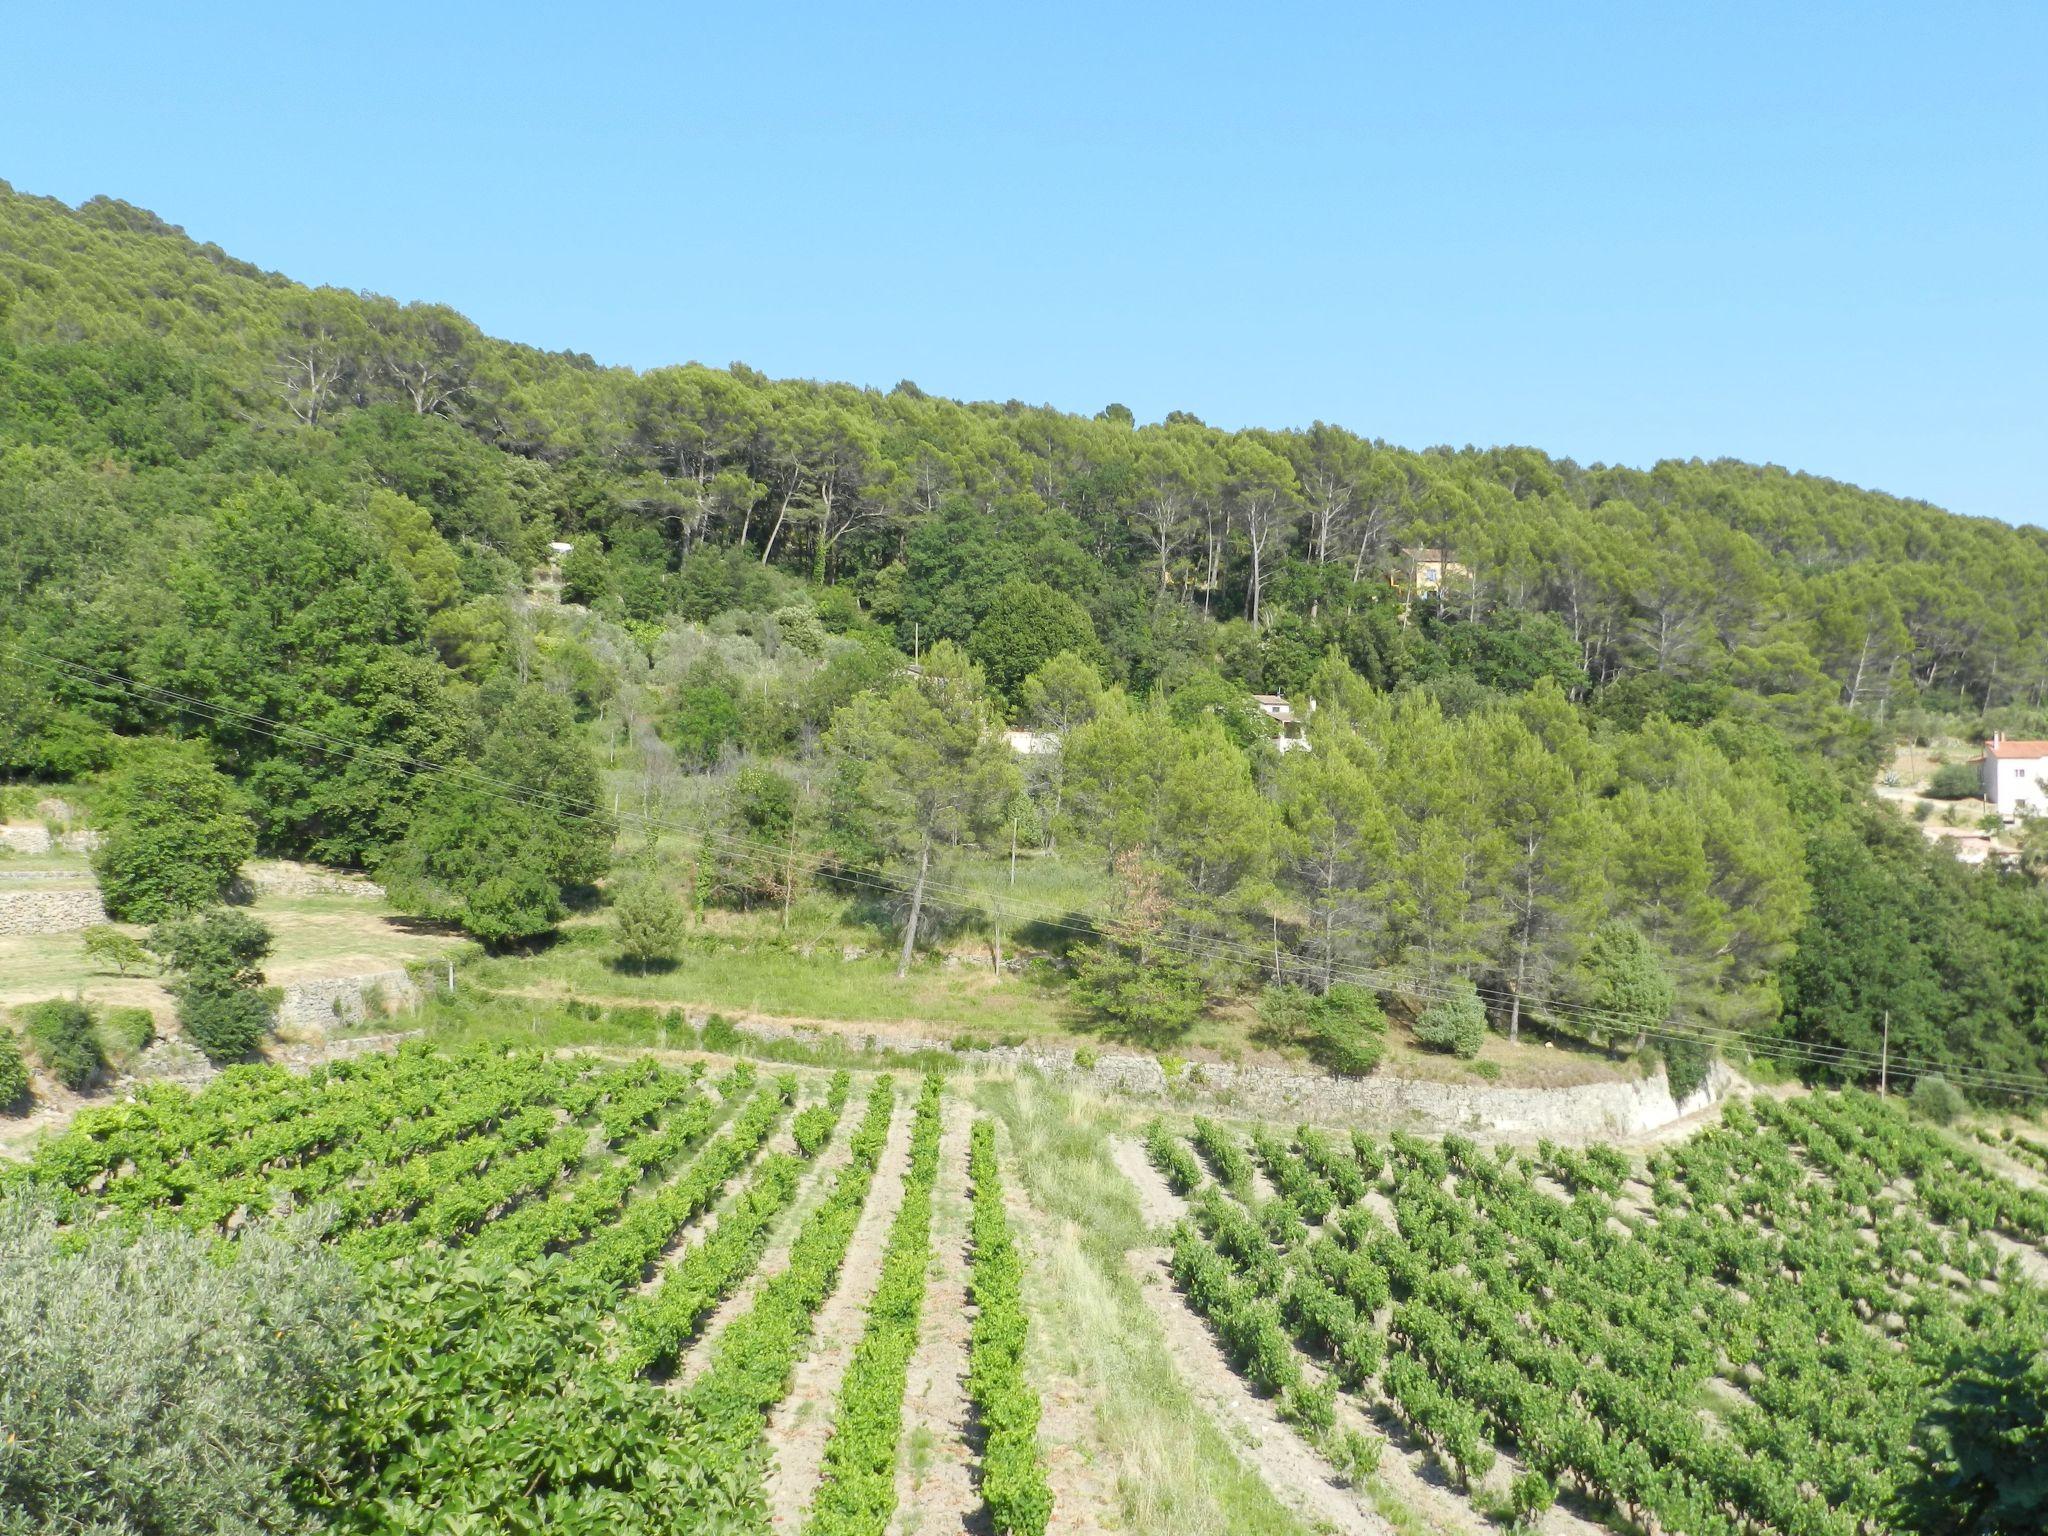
left=462, top=923, right=1072, bottom=1038
left=974, top=1073, right=1314, bottom=1536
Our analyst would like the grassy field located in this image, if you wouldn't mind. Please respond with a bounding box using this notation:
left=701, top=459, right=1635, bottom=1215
left=0, top=853, right=464, bottom=1022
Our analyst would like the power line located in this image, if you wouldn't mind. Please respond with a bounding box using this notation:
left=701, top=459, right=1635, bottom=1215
left=14, top=639, right=2048, bottom=1099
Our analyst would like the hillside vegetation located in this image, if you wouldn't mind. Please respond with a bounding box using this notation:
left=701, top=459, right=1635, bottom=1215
left=4, top=179, right=2048, bottom=1096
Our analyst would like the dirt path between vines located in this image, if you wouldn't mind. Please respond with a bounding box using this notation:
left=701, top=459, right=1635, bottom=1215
left=889, top=1096, right=977, bottom=1535
left=1110, top=1133, right=1186, bottom=1231
left=763, top=1083, right=916, bottom=1532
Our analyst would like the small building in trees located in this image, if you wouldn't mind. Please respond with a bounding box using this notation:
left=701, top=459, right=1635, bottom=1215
left=1979, top=735, right=2048, bottom=820
left=1251, top=694, right=1312, bottom=753
left=1003, top=728, right=1059, bottom=756
left=1399, top=547, right=1471, bottom=595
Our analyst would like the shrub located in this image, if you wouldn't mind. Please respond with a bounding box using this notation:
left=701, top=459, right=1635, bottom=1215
left=151, top=910, right=276, bottom=1062
left=701, top=1013, right=744, bottom=1053
left=98, top=1005, right=156, bottom=1063
left=0, top=1189, right=360, bottom=1535
left=1912, top=1073, right=1968, bottom=1126
left=0, top=1029, right=28, bottom=1111
left=1413, top=983, right=1487, bottom=1059
left=18, top=998, right=103, bottom=1089
left=81, top=924, right=153, bottom=976
left=1308, top=984, right=1386, bottom=1077
left=176, top=988, right=273, bottom=1062
left=1927, top=762, right=1981, bottom=800
left=1661, top=1036, right=1717, bottom=1101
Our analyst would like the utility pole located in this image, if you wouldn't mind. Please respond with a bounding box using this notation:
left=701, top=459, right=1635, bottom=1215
left=1879, top=1010, right=1890, bottom=1096
left=1009, top=818, right=1018, bottom=888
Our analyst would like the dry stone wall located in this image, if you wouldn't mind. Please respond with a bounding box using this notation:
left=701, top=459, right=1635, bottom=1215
left=0, top=824, right=52, bottom=855
left=274, top=969, right=421, bottom=1037
left=723, top=1013, right=1740, bottom=1142
left=0, top=887, right=107, bottom=935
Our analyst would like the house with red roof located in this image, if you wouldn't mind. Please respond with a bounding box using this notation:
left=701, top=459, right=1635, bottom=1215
left=1979, top=734, right=2048, bottom=821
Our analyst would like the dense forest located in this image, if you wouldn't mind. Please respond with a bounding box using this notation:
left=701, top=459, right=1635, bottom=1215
left=5, top=179, right=2048, bottom=1095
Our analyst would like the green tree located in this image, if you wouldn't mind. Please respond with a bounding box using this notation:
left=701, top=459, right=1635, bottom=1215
left=1276, top=741, right=1394, bottom=990
left=824, top=642, right=1021, bottom=974
left=967, top=578, right=1100, bottom=700
left=150, top=909, right=276, bottom=1062
left=1306, top=984, right=1387, bottom=1076
left=81, top=923, right=153, bottom=977
left=91, top=743, right=255, bottom=922
left=381, top=686, right=614, bottom=944
left=1906, top=1330, right=2048, bottom=1535
left=1578, top=920, right=1676, bottom=1053
left=612, top=875, right=687, bottom=972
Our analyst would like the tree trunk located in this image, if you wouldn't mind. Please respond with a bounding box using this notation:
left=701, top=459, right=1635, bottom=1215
left=897, top=835, right=932, bottom=977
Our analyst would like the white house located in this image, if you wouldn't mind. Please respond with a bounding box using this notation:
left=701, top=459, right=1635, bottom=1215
left=1003, top=728, right=1059, bottom=757
left=1251, top=694, right=1313, bottom=753
left=1979, top=735, right=2048, bottom=820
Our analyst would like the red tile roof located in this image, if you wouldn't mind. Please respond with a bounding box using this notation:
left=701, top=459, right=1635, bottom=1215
left=1986, top=739, right=2048, bottom=759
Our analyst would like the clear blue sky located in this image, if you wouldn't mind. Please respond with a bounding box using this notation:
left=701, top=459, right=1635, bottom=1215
left=6, top=3, right=2044, bottom=522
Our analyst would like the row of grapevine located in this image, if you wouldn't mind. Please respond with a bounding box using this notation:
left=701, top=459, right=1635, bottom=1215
left=622, top=1070, right=856, bottom=1372
left=557, top=1075, right=797, bottom=1295
left=964, top=1119, right=1052, bottom=1536
left=683, top=1075, right=904, bottom=1496
left=802, top=1074, right=946, bottom=1534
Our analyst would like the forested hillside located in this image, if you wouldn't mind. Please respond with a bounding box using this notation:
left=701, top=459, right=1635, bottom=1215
left=5, top=178, right=2048, bottom=1094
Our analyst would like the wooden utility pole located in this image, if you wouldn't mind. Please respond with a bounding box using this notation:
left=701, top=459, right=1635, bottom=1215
left=1009, top=819, right=1018, bottom=888
left=1879, top=1010, right=1890, bottom=1096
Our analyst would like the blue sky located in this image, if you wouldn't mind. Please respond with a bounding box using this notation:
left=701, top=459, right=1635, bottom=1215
left=6, top=3, right=2044, bottom=522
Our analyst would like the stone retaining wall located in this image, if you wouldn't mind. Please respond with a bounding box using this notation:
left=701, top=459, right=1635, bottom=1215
left=0, top=824, right=52, bottom=855
left=274, top=969, right=421, bottom=1037
left=0, top=887, right=108, bottom=935
left=247, top=863, right=386, bottom=900
left=722, top=1013, right=1741, bottom=1141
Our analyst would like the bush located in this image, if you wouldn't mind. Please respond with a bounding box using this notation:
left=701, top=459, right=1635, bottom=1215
left=0, top=1029, right=28, bottom=1111
left=176, top=988, right=274, bottom=1062
left=0, top=1187, right=359, bottom=1534
left=1912, top=1073, right=1969, bottom=1126
left=18, top=998, right=103, bottom=1089
left=1307, top=983, right=1387, bottom=1076
left=151, top=910, right=276, bottom=1062
left=1413, top=983, right=1487, bottom=1059
left=98, top=1005, right=156, bottom=1063
left=1927, top=762, right=1982, bottom=800
left=1661, top=1035, right=1717, bottom=1101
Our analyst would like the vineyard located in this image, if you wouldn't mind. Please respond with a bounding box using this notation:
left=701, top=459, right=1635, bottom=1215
left=4, top=1043, right=1050, bottom=1536
left=1144, top=1090, right=2048, bottom=1535
left=8, top=1035, right=2048, bottom=1536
